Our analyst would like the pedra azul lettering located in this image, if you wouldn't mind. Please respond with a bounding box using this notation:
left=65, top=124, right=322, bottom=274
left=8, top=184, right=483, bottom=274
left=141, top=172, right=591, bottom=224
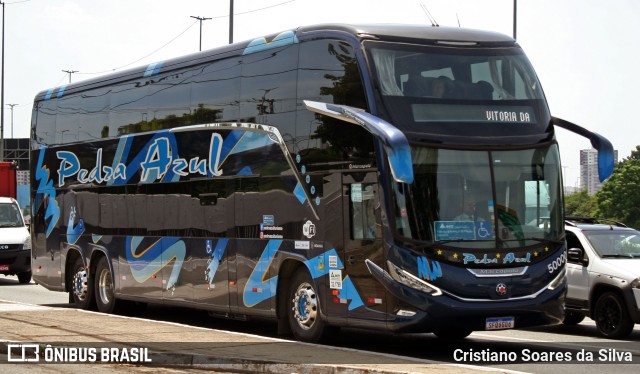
left=57, top=133, right=223, bottom=186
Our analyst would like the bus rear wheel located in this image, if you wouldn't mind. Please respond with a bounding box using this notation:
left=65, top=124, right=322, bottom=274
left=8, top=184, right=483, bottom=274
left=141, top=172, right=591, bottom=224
left=95, top=256, right=119, bottom=313
left=287, top=269, right=329, bottom=343
left=71, top=257, right=95, bottom=310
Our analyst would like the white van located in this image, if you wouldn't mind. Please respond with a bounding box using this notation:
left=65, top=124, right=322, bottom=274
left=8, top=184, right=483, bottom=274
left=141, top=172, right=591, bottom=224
left=0, top=197, right=32, bottom=283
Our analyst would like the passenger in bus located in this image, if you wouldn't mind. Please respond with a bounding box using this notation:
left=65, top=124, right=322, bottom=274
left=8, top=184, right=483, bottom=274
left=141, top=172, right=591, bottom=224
left=431, top=78, right=447, bottom=98
left=454, top=201, right=476, bottom=221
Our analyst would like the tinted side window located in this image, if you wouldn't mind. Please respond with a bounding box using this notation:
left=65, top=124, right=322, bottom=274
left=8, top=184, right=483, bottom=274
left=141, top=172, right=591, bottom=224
left=79, top=88, right=110, bottom=140
left=146, top=68, right=195, bottom=130
left=191, top=58, right=241, bottom=122
left=296, top=39, right=374, bottom=168
left=110, top=79, right=149, bottom=136
left=34, top=100, right=57, bottom=145
left=240, top=44, right=299, bottom=144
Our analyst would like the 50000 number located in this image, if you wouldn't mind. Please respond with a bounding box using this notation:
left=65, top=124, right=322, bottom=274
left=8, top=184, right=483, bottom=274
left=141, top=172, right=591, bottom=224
left=547, top=251, right=567, bottom=274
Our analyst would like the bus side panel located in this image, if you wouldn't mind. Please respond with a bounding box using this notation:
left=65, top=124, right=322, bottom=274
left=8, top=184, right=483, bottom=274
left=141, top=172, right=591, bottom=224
left=117, top=236, right=164, bottom=300
left=30, top=147, right=64, bottom=291
left=236, top=238, right=276, bottom=316
left=192, top=237, right=232, bottom=312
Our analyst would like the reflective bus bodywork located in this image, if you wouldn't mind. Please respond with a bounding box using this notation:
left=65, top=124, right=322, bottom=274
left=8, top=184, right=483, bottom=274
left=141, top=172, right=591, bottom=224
left=31, top=24, right=613, bottom=341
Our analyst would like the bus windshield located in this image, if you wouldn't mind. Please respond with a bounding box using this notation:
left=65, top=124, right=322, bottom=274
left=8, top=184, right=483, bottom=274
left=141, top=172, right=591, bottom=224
left=392, top=144, right=563, bottom=250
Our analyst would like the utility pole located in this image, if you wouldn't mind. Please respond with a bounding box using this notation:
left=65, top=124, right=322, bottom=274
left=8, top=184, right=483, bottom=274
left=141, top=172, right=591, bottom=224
left=229, top=0, right=234, bottom=44
left=62, top=69, right=78, bottom=84
left=190, top=16, right=211, bottom=51
left=513, top=0, right=517, bottom=40
left=7, top=103, right=16, bottom=138
left=1, top=1, right=5, bottom=161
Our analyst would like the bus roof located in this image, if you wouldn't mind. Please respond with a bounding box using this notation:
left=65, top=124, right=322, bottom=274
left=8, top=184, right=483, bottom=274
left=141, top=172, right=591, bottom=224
left=34, top=23, right=516, bottom=102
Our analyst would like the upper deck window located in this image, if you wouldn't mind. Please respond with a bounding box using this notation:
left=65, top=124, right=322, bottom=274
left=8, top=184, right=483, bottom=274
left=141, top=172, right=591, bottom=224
left=369, top=43, right=543, bottom=101
left=366, top=42, right=547, bottom=130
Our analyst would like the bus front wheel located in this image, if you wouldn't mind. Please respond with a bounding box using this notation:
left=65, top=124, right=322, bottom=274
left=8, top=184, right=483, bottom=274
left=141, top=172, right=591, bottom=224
left=95, top=256, right=119, bottom=313
left=287, top=269, right=330, bottom=343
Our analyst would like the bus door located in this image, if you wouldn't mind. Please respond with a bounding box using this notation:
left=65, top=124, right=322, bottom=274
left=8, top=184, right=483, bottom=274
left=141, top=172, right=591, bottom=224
left=233, top=175, right=275, bottom=317
left=341, top=171, right=388, bottom=325
left=191, top=178, right=234, bottom=312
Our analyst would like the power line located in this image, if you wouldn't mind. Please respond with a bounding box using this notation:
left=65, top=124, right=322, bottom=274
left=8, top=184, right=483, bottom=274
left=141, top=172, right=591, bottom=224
left=77, top=20, right=198, bottom=76
left=73, top=0, right=296, bottom=78
left=212, top=0, right=296, bottom=19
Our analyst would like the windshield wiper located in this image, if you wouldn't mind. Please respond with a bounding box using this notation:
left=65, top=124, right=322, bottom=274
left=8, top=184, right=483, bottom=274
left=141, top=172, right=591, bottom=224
left=401, top=239, right=481, bottom=254
left=501, top=237, right=565, bottom=246
left=601, top=254, right=634, bottom=259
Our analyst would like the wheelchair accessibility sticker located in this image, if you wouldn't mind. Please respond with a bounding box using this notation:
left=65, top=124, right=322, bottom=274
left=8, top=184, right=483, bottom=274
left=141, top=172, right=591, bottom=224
left=435, top=221, right=493, bottom=241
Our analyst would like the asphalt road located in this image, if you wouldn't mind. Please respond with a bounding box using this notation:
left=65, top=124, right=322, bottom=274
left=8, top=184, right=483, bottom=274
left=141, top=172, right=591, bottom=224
left=1, top=275, right=639, bottom=373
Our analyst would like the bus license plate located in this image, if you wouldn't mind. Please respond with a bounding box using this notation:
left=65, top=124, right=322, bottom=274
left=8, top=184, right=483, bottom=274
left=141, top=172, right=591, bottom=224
left=0, top=265, right=9, bottom=271
left=486, top=317, right=514, bottom=330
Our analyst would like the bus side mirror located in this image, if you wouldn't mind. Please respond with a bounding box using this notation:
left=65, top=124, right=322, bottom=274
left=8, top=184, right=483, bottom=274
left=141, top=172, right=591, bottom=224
left=552, top=117, right=614, bottom=182
left=304, top=100, right=414, bottom=184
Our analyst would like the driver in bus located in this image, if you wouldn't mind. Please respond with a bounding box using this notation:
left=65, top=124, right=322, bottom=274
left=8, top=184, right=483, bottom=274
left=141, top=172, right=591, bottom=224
left=454, top=201, right=476, bottom=221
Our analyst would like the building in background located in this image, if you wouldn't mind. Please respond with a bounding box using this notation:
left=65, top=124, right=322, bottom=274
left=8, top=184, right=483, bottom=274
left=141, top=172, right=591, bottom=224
left=1, top=138, right=30, bottom=213
left=580, top=148, right=618, bottom=195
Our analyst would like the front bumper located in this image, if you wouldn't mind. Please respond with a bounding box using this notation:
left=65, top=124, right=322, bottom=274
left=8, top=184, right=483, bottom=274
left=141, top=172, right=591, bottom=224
left=367, top=259, right=566, bottom=333
left=0, top=249, right=31, bottom=275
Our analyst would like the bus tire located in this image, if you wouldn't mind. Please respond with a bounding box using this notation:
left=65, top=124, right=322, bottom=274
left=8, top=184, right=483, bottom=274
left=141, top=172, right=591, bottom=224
left=71, top=257, right=95, bottom=310
left=287, top=269, right=329, bottom=343
left=95, top=256, right=119, bottom=314
left=594, top=291, right=634, bottom=339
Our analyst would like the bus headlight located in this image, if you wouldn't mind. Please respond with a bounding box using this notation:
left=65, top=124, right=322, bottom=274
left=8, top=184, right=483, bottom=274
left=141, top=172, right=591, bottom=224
left=387, top=260, right=442, bottom=296
left=22, top=237, right=32, bottom=251
left=547, top=267, right=566, bottom=290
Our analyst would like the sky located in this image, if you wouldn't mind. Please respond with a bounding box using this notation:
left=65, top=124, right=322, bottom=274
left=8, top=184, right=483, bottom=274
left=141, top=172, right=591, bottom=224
left=1, top=0, right=638, bottom=187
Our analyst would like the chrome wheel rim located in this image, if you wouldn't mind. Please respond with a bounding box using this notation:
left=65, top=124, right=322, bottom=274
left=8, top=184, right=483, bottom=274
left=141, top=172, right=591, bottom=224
left=292, top=282, right=318, bottom=330
left=72, top=267, right=88, bottom=301
left=97, top=267, right=113, bottom=306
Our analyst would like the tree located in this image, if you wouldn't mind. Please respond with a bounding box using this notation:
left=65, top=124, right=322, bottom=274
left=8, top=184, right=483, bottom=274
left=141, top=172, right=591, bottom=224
left=625, top=145, right=640, bottom=161
left=564, top=189, right=598, bottom=217
left=596, top=159, right=640, bottom=229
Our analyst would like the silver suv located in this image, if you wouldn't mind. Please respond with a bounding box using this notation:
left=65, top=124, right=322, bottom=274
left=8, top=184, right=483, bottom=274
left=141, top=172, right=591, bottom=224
left=564, top=217, right=640, bottom=338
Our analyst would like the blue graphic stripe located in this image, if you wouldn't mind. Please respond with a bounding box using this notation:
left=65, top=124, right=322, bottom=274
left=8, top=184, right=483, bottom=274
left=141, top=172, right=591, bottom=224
left=243, top=240, right=281, bottom=307
left=109, top=135, right=133, bottom=186
left=34, top=146, right=60, bottom=237
left=126, top=236, right=186, bottom=290
left=293, top=183, right=306, bottom=205
left=56, top=85, right=67, bottom=98
left=44, top=88, right=55, bottom=100
left=219, top=130, right=245, bottom=165
left=243, top=30, right=299, bottom=55
left=121, top=131, right=179, bottom=184
left=230, top=131, right=274, bottom=155
left=338, top=276, right=364, bottom=311
left=304, top=248, right=343, bottom=279
left=207, top=239, right=228, bottom=286
left=143, top=61, right=164, bottom=77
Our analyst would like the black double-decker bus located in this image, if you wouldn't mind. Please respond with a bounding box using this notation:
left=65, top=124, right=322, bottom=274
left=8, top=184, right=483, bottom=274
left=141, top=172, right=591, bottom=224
left=30, top=24, right=614, bottom=342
